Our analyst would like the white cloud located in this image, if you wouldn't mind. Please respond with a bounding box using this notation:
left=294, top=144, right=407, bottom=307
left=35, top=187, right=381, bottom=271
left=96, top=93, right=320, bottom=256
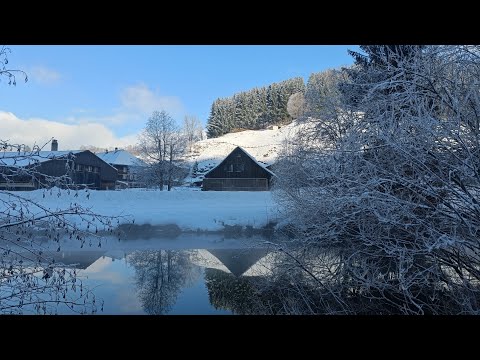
left=59, top=84, right=186, bottom=128
left=0, top=83, right=186, bottom=150
left=64, top=112, right=134, bottom=126
left=0, top=111, right=138, bottom=150
left=120, top=83, right=185, bottom=118
left=28, top=65, right=62, bottom=85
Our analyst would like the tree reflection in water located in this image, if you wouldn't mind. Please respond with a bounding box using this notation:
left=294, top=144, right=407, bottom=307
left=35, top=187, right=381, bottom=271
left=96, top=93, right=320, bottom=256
left=204, top=248, right=352, bottom=315
left=128, top=250, right=200, bottom=314
left=205, top=269, right=261, bottom=314
left=128, top=247, right=368, bottom=315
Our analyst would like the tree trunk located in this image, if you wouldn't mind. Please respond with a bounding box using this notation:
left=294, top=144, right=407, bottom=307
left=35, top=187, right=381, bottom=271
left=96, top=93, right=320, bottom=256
left=168, top=145, right=173, bottom=191
left=167, top=163, right=173, bottom=191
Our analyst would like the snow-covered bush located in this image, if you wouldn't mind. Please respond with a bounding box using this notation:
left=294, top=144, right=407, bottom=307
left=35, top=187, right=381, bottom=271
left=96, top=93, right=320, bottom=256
left=274, top=46, right=480, bottom=314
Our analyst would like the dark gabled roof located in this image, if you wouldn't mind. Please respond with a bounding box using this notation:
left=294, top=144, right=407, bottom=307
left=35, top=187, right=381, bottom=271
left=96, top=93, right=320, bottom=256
left=203, top=146, right=276, bottom=178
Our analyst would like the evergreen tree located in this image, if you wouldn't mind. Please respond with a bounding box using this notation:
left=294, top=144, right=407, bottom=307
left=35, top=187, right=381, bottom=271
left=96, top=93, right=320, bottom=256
left=205, top=77, right=305, bottom=137
left=342, top=45, right=425, bottom=109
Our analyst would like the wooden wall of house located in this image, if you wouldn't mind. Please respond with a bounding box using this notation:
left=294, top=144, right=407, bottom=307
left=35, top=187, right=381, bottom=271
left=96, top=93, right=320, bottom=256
left=32, top=151, right=117, bottom=190
left=202, top=178, right=269, bottom=191
left=204, top=147, right=272, bottom=180
left=75, top=151, right=117, bottom=182
left=35, top=159, right=101, bottom=188
left=202, top=147, right=274, bottom=191
left=35, top=159, right=69, bottom=178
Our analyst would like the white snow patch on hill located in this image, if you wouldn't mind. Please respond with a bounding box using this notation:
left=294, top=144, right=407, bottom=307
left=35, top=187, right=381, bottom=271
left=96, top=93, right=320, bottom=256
left=182, top=121, right=301, bottom=183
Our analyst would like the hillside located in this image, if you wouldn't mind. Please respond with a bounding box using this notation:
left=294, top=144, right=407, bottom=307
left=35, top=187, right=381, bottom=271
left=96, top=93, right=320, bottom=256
left=182, top=121, right=301, bottom=184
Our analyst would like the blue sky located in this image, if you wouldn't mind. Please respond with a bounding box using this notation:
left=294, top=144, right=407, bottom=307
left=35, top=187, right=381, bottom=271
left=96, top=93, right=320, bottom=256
left=0, top=45, right=358, bottom=149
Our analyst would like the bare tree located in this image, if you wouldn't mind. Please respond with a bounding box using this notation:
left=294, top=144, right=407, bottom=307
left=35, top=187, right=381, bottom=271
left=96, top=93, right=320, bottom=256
left=274, top=45, right=480, bottom=314
left=129, top=250, right=199, bottom=314
left=286, top=92, right=305, bottom=120
left=1, top=49, right=123, bottom=314
left=302, top=68, right=358, bottom=148
left=138, top=110, right=186, bottom=191
left=182, top=115, right=204, bottom=152
left=0, top=46, right=28, bottom=86
left=0, top=140, right=125, bottom=314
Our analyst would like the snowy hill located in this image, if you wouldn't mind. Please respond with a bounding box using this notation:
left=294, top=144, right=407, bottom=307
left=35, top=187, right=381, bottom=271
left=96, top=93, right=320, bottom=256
left=183, top=121, right=300, bottom=184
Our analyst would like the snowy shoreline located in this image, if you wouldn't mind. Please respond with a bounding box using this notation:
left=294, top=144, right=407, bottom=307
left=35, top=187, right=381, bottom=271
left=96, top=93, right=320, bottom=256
left=1, top=188, right=280, bottom=232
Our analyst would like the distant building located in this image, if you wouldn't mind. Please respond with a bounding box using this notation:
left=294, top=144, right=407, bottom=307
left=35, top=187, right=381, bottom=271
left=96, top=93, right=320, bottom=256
left=202, top=146, right=275, bottom=191
left=0, top=141, right=117, bottom=190
left=96, top=148, right=147, bottom=188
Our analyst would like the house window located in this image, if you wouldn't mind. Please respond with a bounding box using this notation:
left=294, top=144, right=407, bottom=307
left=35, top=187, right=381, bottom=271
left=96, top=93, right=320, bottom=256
left=235, top=163, right=244, bottom=172
left=76, top=164, right=83, bottom=171
left=86, top=166, right=93, bottom=172
left=93, top=167, right=99, bottom=173
left=234, top=155, right=244, bottom=172
left=224, top=164, right=234, bottom=172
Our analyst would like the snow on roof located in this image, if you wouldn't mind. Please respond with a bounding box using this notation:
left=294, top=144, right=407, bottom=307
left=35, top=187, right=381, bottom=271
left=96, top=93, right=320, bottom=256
left=0, top=150, right=83, bottom=167
left=96, top=150, right=146, bottom=167
left=204, top=146, right=276, bottom=178
left=236, top=146, right=276, bottom=177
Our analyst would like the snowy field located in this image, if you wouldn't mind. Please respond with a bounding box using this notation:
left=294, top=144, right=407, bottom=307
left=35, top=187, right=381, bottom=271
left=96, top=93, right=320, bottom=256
left=0, top=188, right=280, bottom=231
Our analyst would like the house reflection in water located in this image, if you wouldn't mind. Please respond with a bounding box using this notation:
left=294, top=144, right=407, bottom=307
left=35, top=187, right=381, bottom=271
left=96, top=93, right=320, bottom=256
left=44, top=245, right=275, bottom=315
left=192, top=248, right=272, bottom=277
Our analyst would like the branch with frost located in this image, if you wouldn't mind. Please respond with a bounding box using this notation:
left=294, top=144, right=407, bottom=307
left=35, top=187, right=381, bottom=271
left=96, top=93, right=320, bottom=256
left=0, top=139, right=130, bottom=314
left=0, top=46, right=28, bottom=86
left=273, top=45, right=480, bottom=314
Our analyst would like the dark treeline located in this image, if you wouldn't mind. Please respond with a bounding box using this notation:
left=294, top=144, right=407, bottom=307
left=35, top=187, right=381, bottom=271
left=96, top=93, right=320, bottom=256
left=206, top=77, right=305, bottom=138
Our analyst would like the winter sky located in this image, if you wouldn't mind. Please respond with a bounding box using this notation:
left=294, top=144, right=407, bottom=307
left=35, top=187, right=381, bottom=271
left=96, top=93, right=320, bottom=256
left=0, top=45, right=358, bottom=150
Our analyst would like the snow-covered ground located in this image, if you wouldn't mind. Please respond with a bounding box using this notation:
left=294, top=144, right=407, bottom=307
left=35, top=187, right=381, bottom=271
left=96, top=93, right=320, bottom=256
left=0, top=188, right=280, bottom=231
left=183, top=121, right=301, bottom=183
left=1, top=123, right=305, bottom=233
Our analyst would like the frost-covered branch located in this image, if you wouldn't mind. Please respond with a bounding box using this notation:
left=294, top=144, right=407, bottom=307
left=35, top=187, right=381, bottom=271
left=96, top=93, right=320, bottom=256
left=273, top=45, right=480, bottom=314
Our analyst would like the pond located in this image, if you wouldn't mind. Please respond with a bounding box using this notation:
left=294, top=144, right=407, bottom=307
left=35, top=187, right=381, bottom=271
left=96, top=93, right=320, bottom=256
left=41, top=236, right=275, bottom=315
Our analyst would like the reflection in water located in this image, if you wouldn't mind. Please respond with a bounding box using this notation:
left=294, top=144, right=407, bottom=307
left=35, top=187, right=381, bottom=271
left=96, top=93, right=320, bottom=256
left=204, top=248, right=350, bottom=315
left=128, top=250, right=201, bottom=315
left=205, top=268, right=262, bottom=314
left=126, top=248, right=271, bottom=314
left=25, top=243, right=283, bottom=314
left=12, top=234, right=465, bottom=314
left=53, top=250, right=108, bottom=270
left=206, top=249, right=270, bottom=277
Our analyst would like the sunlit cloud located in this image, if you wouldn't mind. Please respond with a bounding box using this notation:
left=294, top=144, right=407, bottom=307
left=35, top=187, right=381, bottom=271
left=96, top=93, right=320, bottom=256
left=62, top=83, right=186, bottom=128
left=28, top=65, right=62, bottom=85
left=0, top=82, right=186, bottom=149
left=120, top=83, right=185, bottom=118
left=0, top=111, right=139, bottom=150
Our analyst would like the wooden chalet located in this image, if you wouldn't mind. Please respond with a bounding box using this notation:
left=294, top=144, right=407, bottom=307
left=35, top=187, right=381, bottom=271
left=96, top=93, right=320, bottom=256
left=96, top=148, right=147, bottom=188
left=202, top=146, right=275, bottom=191
left=0, top=140, right=117, bottom=190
